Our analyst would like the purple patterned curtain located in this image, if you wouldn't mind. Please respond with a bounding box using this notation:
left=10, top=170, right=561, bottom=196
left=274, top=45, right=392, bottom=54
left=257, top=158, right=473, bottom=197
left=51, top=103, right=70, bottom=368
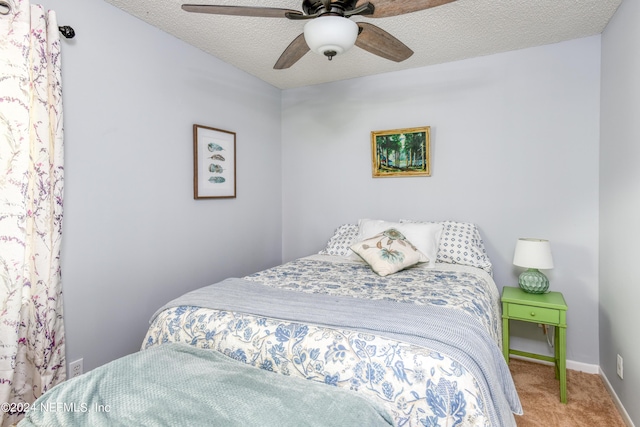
left=0, top=1, right=66, bottom=425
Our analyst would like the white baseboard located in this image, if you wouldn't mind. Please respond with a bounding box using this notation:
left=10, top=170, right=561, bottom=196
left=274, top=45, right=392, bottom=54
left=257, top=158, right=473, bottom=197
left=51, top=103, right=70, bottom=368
left=510, top=354, right=635, bottom=426
left=600, top=369, right=636, bottom=427
left=510, top=354, right=599, bottom=373
left=566, top=359, right=600, bottom=374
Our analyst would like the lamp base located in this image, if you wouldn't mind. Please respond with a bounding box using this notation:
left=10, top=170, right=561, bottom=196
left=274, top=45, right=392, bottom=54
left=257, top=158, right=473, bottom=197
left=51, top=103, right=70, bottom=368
left=518, top=268, right=549, bottom=294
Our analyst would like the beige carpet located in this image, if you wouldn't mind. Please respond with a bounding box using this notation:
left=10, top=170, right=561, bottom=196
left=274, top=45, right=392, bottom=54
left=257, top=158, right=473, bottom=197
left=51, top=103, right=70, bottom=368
left=510, top=358, right=627, bottom=426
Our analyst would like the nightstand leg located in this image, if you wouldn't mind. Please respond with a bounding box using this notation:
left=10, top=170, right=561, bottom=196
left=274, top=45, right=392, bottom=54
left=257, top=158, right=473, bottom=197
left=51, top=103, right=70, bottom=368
left=558, top=326, right=567, bottom=403
left=554, top=326, right=560, bottom=379
left=502, top=317, right=510, bottom=363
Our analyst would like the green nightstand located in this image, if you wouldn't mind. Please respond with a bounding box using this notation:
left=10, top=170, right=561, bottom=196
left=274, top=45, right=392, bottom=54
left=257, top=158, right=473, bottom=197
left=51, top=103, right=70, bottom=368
left=501, top=286, right=568, bottom=403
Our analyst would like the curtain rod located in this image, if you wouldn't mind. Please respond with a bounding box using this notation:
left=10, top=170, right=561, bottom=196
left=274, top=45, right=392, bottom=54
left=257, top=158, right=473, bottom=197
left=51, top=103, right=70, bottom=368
left=0, top=1, right=75, bottom=38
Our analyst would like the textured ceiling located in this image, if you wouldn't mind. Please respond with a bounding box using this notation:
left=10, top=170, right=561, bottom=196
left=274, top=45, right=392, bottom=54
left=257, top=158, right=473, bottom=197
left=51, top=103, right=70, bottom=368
left=103, top=0, right=621, bottom=89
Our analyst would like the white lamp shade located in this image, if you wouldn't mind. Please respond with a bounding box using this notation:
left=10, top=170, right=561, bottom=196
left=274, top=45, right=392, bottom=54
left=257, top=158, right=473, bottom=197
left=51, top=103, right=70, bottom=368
left=513, top=238, right=554, bottom=269
left=304, top=16, right=358, bottom=57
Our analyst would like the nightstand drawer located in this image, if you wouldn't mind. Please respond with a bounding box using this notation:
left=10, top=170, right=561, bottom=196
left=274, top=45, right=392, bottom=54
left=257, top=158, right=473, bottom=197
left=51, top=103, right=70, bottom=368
left=507, top=304, right=559, bottom=324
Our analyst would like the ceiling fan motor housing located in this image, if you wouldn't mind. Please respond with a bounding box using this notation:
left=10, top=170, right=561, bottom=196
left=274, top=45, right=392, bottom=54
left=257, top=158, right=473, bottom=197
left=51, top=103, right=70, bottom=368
left=302, top=0, right=359, bottom=15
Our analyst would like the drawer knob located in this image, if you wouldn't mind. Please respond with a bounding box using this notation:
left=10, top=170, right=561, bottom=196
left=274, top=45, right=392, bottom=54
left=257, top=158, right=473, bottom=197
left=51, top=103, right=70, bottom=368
left=530, top=312, right=536, bottom=317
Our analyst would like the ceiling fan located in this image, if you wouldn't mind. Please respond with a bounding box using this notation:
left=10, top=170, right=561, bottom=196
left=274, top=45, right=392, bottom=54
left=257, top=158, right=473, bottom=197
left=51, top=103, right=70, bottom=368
left=182, top=0, right=456, bottom=69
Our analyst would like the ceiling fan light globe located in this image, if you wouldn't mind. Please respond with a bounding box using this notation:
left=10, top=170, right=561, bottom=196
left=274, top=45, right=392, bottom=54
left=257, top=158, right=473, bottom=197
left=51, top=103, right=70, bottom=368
left=304, top=16, right=358, bottom=59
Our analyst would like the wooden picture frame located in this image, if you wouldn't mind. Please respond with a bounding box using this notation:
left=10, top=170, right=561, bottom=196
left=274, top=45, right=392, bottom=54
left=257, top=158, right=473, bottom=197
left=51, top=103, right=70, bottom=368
left=193, top=124, right=236, bottom=199
left=371, top=126, right=431, bottom=177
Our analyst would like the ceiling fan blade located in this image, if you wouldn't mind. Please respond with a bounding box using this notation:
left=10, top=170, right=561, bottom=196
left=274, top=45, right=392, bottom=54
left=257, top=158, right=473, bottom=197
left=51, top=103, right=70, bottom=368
left=274, top=33, right=310, bottom=70
left=355, top=22, right=413, bottom=62
left=355, top=0, right=456, bottom=18
left=181, top=4, right=303, bottom=19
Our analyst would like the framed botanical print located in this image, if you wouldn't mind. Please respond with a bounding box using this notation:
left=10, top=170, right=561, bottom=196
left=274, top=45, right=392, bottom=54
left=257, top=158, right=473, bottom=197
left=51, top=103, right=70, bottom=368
left=193, top=124, right=236, bottom=199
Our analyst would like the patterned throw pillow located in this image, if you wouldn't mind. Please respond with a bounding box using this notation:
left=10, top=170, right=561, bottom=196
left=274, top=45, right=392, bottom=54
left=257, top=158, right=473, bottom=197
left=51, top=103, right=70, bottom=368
left=350, top=229, right=428, bottom=276
left=401, top=220, right=493, bottom=274
left=318, top=224, right=359, bottom=257
left=435, top=221, right=492, bottom=273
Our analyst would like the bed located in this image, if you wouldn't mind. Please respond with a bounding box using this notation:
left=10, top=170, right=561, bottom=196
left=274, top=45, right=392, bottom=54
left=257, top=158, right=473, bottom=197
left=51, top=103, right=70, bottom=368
left=19, top=220, right=522, bottom=427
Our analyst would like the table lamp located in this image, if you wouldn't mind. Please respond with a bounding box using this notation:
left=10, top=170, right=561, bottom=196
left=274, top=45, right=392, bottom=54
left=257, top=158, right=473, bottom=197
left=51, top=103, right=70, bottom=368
left=513, top=238, right=554, bottom=294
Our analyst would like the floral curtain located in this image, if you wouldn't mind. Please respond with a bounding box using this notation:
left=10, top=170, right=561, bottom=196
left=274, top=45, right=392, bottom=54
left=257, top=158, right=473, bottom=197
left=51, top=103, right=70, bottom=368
left=0, top=1, right=65, bottom=425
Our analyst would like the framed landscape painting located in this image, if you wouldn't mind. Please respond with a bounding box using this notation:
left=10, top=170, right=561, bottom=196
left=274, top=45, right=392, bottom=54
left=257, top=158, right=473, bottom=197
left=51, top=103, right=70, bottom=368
left=371, top=126, right=431, bottom=177
left=193, top=124, right=236, bottom=199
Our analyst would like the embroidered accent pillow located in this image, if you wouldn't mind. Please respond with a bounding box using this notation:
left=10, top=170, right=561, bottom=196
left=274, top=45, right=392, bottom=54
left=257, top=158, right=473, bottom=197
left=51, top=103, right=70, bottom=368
left=350, top=229, right=428, bottom=276
left=355, top=219, right=443, bottom=268
left=318, top=224, right=359, bottom=257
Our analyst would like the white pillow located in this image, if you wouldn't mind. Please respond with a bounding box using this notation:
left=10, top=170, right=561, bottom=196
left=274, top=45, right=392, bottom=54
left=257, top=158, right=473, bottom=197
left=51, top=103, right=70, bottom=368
left=350, top=229, right=426, bottom=276
left=355, top=219, right=443, bottom=268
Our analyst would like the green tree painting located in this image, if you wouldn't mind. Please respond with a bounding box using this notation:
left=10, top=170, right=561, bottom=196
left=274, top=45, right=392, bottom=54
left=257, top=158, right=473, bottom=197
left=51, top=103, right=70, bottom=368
left=372, top=127, right=430, bottom=177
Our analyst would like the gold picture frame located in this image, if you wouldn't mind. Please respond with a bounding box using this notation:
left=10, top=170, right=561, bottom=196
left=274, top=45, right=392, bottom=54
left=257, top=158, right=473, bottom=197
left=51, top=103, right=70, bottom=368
left=371, top=126, right=431, bottom=177
left=193, top=124, right=236, bottom=199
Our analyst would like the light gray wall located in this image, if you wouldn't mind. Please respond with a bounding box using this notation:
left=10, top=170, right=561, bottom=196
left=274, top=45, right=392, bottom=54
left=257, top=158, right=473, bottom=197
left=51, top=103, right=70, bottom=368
left=282, top=37, right=601, bottom=365
left=38, top=0, right=283, bottom=372
left=600, top=0, right=640, bottom=423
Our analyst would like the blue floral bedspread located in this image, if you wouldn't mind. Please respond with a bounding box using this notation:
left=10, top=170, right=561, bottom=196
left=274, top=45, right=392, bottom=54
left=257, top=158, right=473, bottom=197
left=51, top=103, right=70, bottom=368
left=244, top=255, right=502, bottom=344
left=143, top=256, right=515, bottom=427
